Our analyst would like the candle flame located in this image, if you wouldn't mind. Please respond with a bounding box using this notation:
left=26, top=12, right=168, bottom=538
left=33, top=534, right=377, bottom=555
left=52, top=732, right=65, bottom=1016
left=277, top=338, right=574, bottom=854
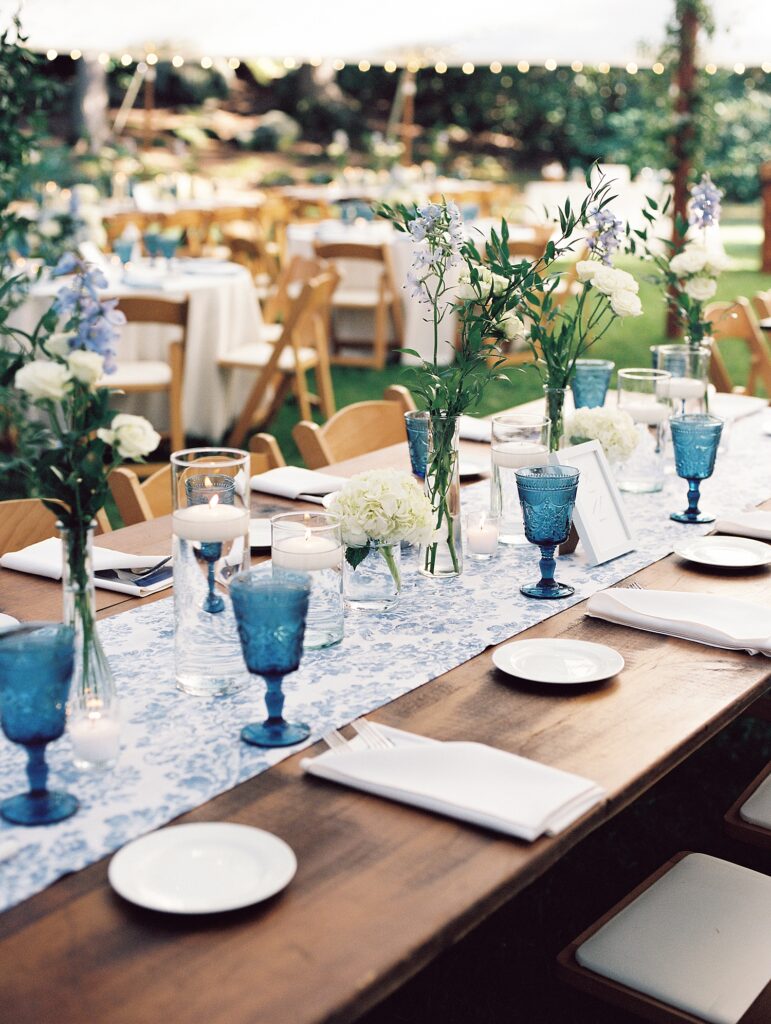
left=204, top=476, right=212, bottom=487
left=479, top=514, right=485, bottom=531
left=304, top=528, right=311, bottom=542
left=209, top=494, right=220, bottom=510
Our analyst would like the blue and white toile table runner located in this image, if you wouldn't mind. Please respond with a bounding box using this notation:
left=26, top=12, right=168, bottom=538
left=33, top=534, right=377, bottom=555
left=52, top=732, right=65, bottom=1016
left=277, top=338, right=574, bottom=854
left=1, top=413, right=770, bottom=912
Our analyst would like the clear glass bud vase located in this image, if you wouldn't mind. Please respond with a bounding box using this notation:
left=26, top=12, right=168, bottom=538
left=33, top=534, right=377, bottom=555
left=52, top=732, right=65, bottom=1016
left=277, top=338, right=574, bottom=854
left=60, top=522, right=121, bottom=771
left=419, top=413, right=463, bottom=578
left=543, top=384, right=572, bottom=452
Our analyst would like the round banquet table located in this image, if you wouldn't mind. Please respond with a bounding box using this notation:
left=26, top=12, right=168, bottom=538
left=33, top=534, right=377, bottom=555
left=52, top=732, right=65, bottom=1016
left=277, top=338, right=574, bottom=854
left=10, top=258, right=266, bottom=441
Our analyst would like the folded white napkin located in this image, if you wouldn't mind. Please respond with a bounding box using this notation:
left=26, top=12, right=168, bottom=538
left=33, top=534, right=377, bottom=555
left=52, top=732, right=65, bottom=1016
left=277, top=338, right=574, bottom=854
left=0, top=538, right=172, bottom=596
left=586, top=587, right=771, bottom=656
left=459, top=415, right=492, bottom=443
left=302, top=723, right=605, bottom=841
left=708, top=392, right=768, bottom=422
left=714, top=510, right=771, bottom=542
left=250, top=467, right=347, bottom=503
left=121, top=269, right=172, bottom=291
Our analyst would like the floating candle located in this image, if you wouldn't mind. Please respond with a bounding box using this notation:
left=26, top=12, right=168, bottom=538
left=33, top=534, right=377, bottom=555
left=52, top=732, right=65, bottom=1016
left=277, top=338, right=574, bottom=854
left=491, top=440, right=549, bottom=469
left=173, top=497, right=249, bottom=542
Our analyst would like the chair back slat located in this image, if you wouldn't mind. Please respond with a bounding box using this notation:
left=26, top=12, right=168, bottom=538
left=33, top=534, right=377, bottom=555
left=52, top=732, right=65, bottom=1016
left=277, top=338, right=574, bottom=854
left=0, top=499, right=59, bottom=556
left=293, top=400, right=407, bottom=469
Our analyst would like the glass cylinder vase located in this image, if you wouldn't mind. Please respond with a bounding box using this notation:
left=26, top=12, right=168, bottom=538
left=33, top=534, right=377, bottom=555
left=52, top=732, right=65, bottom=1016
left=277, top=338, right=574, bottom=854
left=543, top=384, right=572, bottom=452
left=343, top=540, right=402, bottom=611
left=419, top=413, right=463, bottom=579
left=171, top=447, right=251, bottom=697
left=60, top=522, right=121, bottom=771
left=616, top=368, right=673, bottom=493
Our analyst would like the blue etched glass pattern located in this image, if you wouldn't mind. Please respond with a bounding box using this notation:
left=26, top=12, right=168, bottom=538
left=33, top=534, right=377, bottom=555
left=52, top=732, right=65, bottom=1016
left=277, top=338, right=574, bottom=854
left=572, top=359, right=614, bottom=409
left=0, top=623, right=79, bottom=825
left=405, top=412, right=429, bottom=479
left=669, top=414, right=723, bottom=524
left=516, top=466, right=580, bottom=599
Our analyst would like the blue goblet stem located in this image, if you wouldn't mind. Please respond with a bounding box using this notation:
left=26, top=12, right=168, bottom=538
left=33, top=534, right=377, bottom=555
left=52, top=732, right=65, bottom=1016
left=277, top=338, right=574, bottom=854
left=26, top=744, right=49, bottom=795
left=537, top=544, right=558, bottom=589
left=686, top=479, right=702, bottom=518
left=200, top=541, right=225, bottom=613
left=263, top=673, right=286, bottom=726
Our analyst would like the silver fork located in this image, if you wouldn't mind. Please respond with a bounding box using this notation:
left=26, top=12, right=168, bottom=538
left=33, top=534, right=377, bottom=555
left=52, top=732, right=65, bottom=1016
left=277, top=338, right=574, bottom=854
left=321, top=728, right=349, bottom=752
left=625, top=581, right=643, bottom=590
left=351, top=718, right=395, bottom=750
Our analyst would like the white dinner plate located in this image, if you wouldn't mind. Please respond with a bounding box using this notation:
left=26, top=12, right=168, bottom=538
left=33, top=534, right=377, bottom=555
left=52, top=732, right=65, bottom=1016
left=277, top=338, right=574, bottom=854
left=674, top=535, right=771, bottom=569
left=108, top=822, right=297, bottom=914
left=180, top=259, right=240, bottom=276
left=0, top=613, right=20, bottom=630
left=249, top=518, right=272, bottom=548
left=492, top=639, right=624, bottom=685
left=459, top=458, right=487, bottom=478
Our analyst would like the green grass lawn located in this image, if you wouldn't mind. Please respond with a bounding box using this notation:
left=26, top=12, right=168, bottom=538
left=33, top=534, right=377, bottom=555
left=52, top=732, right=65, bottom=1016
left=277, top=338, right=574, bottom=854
left=269, top=214, right=771, bottom=465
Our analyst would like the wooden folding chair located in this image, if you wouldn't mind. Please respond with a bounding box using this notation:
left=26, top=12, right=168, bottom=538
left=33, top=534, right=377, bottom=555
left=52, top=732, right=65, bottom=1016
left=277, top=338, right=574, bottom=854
left=107, top=434, right=286, bottom=526
left=103, top=212, right=150, bottom=250
left=156, top=209, right=212, bottom=258
left=704, top=297, right=771, bottom=395
left=558, top=851, right=771, bottom=1024
left=752, top=289, right=771, bottom=320
left=261, top=255, right=327, bottom=326
left=312, top=241, right=404, bottom=370
left=105, top=296, right=188, bottom=455
left=218, top=270, right=338, bottom=448
left=724, top=760, right=771, bottom=852
left=382, top=384, right=417, bottom=413
left=293, top=399, right=408, bottom=469
left=0, top=498, right=109, bottom=555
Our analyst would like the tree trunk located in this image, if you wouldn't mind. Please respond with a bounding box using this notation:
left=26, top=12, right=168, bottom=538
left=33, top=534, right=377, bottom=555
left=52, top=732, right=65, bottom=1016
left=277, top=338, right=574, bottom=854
left=72, top=59, right=109, bottom=152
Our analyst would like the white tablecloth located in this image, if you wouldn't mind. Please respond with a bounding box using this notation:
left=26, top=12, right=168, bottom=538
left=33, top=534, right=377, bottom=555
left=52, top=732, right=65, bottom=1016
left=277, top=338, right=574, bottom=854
left=12, top=260, right=266, bottom=441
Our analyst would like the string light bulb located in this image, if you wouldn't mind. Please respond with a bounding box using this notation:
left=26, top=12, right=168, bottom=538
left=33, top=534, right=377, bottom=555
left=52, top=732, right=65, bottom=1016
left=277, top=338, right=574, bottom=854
left=705, top=63, right=717, bottom=74
left=384, top=60, right=397, bottom=73
left=435, top=61, right=447, bottom=74
left=461, top=62, right=475, bottom=75
left=97, top=52, right=110, bottom=66
left=598, top=62, right=610, bottom=74
left=332, top=58, right=345, bottom=71
left=70, top=49, right=81, bottom=61
left=571, top=60, right=583, bottom=72
left=626, top=62, right=638, bottom=74
left=489, top=61, right=502, bottom=73
left=120, top=53, right=132, bottom=66
left=544, top=58, right=557, bottom=71
left=652, top=62, right=665, bottom=74
left=146, top=52, right=158, bottom=65
left=733, top=62, right=745, bottom=74
left=228, top=57, right=241, bottom=70
left=46, top=49, right=57, bottom=61
left=172, top=55, right=184, bottom=68
left=762, top=62, right=771, bottom=74
left=358, top=60, right=370, bottom=72
left=283, top=56, right=297, bottom=69
left=200, top=56, right=213, bottom=69
left=517, top=60, right=529, bottom=73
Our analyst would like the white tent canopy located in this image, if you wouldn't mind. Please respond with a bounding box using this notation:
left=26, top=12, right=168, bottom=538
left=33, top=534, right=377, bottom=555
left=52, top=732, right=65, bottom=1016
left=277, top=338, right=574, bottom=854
left=10, top=0, right=771, bottom=67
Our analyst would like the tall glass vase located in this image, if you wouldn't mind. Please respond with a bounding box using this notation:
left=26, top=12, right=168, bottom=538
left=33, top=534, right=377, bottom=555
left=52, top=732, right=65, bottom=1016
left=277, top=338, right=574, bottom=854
left=543, top=384, right=572, bottom=452
left=419, top=413, right=463, bottom=578
left=59, top=522, right=121, bottom=770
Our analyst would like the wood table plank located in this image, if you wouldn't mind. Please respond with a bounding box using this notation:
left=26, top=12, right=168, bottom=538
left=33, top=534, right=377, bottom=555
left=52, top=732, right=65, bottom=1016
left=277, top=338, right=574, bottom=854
left=0, top=449, right=769, bottom=1024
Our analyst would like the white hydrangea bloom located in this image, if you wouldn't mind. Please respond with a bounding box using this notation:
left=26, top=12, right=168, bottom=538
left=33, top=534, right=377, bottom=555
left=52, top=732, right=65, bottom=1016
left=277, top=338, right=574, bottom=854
left=327, top=469, right=434, bottom=547
left=565, top=407, right=639, bottom=464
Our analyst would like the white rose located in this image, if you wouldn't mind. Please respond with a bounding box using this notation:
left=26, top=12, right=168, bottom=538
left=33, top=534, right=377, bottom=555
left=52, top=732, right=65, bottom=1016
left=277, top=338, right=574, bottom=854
left=670, top=246, right=707, bottom=276
left=45, top=332, right=73, bottom=358
left=609, top=267, right=639, bottom=293
left=67, top=349, right=105, bottom=387
left=98, top=414, right=160, bottom=459
left=610, top=289, right=643, bottom=318
left=15, top=360, right=71, bottom=401
left=455, top=274, right=477, bottom=301
left=38, top=218, right=61, bottom=239
left=683, top=276, right=717, bottom=302
left=491, top=272, right=510, bottom=296
left=593, top=266, right=638, bottom=296
left=498, top=309, right=526, bottom=342
left=575, top=260, right=600, bottom=282
left=704, top=251, right=728, bottom=275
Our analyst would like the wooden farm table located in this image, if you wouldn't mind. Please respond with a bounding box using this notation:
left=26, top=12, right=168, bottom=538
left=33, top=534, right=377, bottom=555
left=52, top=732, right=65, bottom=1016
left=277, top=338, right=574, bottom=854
left=1, top=443, right=770, bottom=1024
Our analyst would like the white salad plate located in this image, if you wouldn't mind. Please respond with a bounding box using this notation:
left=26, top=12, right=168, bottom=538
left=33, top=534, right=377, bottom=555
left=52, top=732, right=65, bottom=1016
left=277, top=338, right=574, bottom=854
left=673, top=535, right=771, bottom=569
left=108, top=822, right=297, bottom=914
left=459, top=458, right=488, bottom=478
left=492, top=638, right=624, bottom=685
left=0, top=613, right=20, bottom=630
left=249, top=518, right=273, bottom=549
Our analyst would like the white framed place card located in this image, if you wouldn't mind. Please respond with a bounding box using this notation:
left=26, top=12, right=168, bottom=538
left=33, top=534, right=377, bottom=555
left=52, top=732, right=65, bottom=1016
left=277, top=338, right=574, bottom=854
left=550, top=440, right=635, bottom=566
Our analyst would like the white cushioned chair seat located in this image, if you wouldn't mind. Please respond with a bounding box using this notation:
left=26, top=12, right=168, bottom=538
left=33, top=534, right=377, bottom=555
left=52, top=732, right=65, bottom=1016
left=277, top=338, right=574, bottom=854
left=332, top=287, right=382, bottom=308
left=220, top=343, right=317, bottom=371
left=260, top=322, right=284, bottom=345
left=102, top=361, right=172, bottom=388
left=740, top=772, right=771, bottom=829
left=575, top=853, right=771, bottom=1024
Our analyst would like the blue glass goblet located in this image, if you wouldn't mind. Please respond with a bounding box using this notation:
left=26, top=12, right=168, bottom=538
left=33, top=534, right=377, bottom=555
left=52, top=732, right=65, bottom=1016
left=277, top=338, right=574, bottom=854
left=158, top=235, right=179, bottom=269
left=113, top=238, right=134, bottom=268
left=0, top=623, right=79, bottom=825
left=669, top=413, right=723, bottom=524
left=404, top=410, right=429, bottom=479
left=516, top=466, right=580, bottom=599
left=143, top=231, right=161, bottom=265
left=230, top=576, right=311, bottom=747
left=572, top=359, right=614, bottom=409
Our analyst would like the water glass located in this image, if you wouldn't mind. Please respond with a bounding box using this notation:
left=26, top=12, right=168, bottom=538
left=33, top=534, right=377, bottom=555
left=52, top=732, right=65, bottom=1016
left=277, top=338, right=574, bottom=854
left=343, top=540, right=402, bottom=611
left=0, top=623, right=79, bottom=825
left=404, top=410, right=429, bottom=479
left=516, top=466, right=580, bottom=599
left=171, top=448, right=251, bottom=696
left=271, top=512, right=344, bottom=649
left=490, top=414, right=550, bottom=544
left=616, top=368, right=672, bottom=493
left=230, top=576, right=311, bottom=747
left=669, top=414, right=724, bottom=524
left=572, top=359, right=614, bottom=409
left=650, top=344, right=710, bottom=415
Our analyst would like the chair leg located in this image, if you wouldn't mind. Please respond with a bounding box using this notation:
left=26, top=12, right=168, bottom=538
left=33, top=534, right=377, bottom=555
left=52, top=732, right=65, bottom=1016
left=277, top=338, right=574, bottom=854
left=263, top=373, right=292, bottom=428
left=168, top=340, right=184, bottom=452
left=313, top=325, right=336, bottom=420
left=227, top=370, right=274, bottom=448
left=373, top=298, right=388, bottom=371
left=293, top=364, right=314, bottom=422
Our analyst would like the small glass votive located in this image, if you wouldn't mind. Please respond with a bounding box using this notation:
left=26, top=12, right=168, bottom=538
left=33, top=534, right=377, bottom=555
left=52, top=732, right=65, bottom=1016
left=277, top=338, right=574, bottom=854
left=490, top=413, right=550, bottom=545
left=464, top=510, right=500, bottom=560
left=650, top=344, right=710, bottom=415
left=184, top=474, right=236, bottom=506
left=572, top=359, right=615, bottom=409
left=404, top=410, right=429, bottom=479
left=271, top=512, right=344, bottom=650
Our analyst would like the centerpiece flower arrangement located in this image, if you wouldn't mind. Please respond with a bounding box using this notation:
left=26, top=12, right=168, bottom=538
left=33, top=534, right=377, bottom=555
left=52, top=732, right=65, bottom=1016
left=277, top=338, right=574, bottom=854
left=0, top=253, right=160, bottom=744
left=328, top=468, right=433, bottom=607
left=635, top=173, right=726, bottom=347
left=523, top=195, right=644, bottom=449
left=564, top=407, right=639, bottom=465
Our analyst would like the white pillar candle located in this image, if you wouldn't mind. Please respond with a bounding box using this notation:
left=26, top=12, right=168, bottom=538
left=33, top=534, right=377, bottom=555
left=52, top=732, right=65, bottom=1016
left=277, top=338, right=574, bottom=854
left=659, top=376, right=705, bottom=400
left=491, top=441, right=549, bottom=469
left=272, top=534, right=343, bottom=571
left=69, top=715, right=121, bottom=764
left=622, top=401, right=670, bottom=425
left=467, top=517, right=499, bottom=555
left=173, top=502, right=249, bottom=542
